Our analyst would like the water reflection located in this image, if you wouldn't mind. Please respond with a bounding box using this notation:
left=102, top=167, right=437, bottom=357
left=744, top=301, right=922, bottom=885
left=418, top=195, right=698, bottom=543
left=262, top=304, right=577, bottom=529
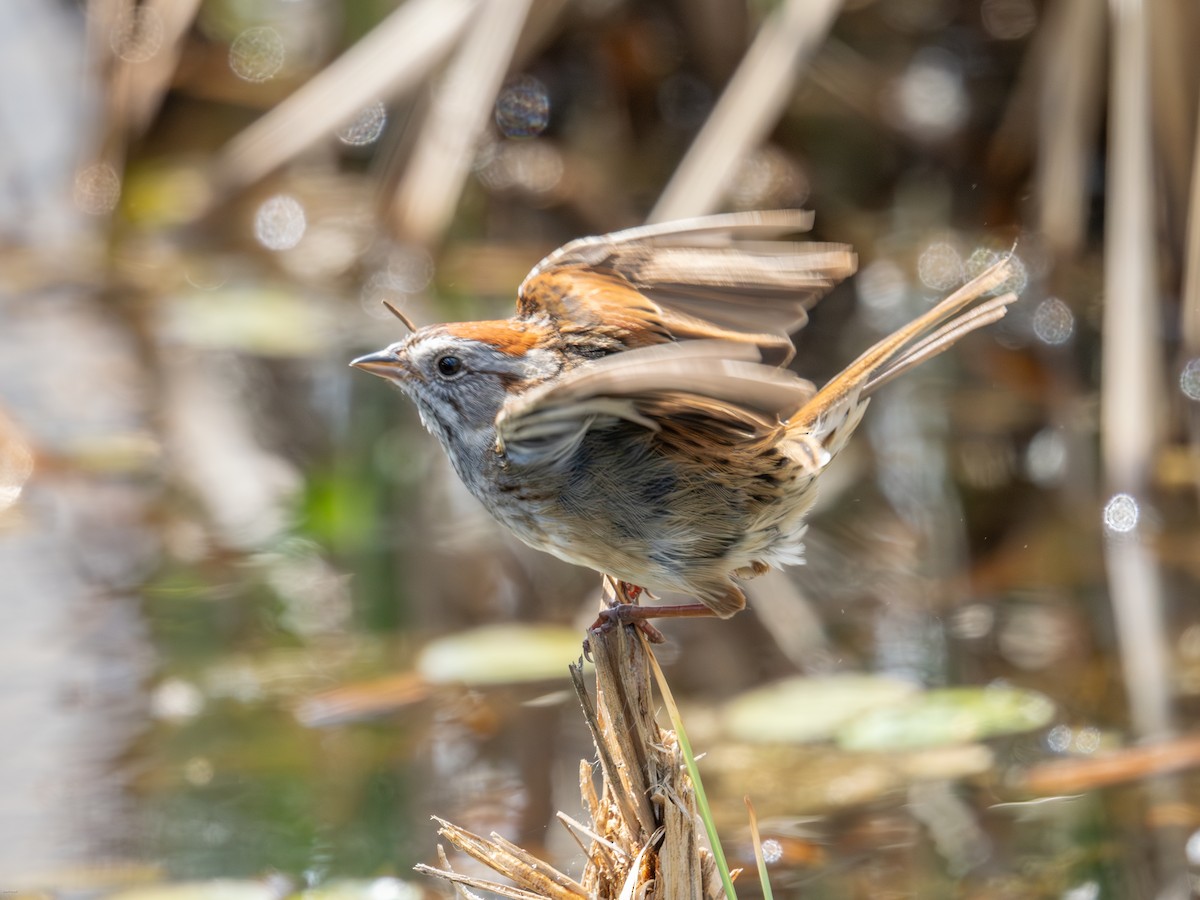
left=0, top=291, right=156, bottom=886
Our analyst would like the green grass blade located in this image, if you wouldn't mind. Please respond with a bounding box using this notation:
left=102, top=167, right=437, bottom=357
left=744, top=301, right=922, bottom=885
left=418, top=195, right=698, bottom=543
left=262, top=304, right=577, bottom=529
left=645, top=639, right=738, bottom=900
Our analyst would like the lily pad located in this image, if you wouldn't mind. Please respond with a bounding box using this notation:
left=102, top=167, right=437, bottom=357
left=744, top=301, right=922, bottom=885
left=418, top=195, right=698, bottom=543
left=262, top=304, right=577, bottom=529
left=416, top=624, right=587, bottom=686
left=837, top=685, right=1055, bottom=751
left=721, top=674, right=919, bottom=743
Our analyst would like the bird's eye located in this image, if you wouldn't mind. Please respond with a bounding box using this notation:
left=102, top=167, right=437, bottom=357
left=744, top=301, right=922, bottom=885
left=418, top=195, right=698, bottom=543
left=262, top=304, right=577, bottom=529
left=436, top=355, right=462, bottom=377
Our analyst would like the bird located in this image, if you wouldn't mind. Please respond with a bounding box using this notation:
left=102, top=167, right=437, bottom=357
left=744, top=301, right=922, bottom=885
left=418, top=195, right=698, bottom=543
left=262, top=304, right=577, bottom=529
left=352, top=210, right=1017, bottom=629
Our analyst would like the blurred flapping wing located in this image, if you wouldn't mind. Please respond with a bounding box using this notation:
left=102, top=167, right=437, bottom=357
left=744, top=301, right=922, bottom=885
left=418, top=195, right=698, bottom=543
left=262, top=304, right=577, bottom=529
left=495, top=341, right=816, bottom=469
left=517, top=210, right=856, bottom=365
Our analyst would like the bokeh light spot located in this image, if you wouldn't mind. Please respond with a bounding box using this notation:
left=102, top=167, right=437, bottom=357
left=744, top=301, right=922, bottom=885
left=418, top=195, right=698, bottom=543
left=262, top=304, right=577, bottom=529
left=477, top=140, right=564, bottom=198
left=110, top=6, right=163, bottom=63
left=1102, top=493, right=1139, bottom=533
left=889, top=48, right=967, bottom=140
left=1046, top=724, right=1072, bottom=753
left=74, top=162, right=122, bottom=215
left=1025, top=426, right=1067, bottom=486
left=360, top=271, right=405, bottom=320
left=1074, top=726, right=1101, bottom=754
left=951, top=604, right=995, bottom=640
left=254, top=194, right=306, bottom=250
left=495, top=75, right=551, bottom=138
left=730, top=146, right=809, bottom=211
left=966, top=246, right=1028, bottom=295
left=184, top=756, right=215, bottom=786
left=1187, top=830, right=1200, bottom=866
left=761, top=838, right=783, bottom=864
left=917, top=240, right=964, bottom=291
left=999, top=605, right=1069, bottom=670
left=338, top=102, right=388, bottom=146
left=388, top=245, right=435, bottom=293
left=229, top=26, right=285, bottom=83
left=856, top=259, right=908, bottom=328
left=1046, top=723, right=1103, bottom=756
left=1032, top=297, right=1074, bottom=345
left=1180, top=358, right=1200, bottom=401
left=965, top=247, right=999, bottom=278
left=151, top=677, right=204, bottom=721
left=1062, top=881, right=1100, bottom=900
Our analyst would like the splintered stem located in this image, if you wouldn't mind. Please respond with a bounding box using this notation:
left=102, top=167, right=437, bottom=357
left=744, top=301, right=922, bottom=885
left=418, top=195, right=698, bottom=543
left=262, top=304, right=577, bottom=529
left=420, top=576, right=722, bottom=898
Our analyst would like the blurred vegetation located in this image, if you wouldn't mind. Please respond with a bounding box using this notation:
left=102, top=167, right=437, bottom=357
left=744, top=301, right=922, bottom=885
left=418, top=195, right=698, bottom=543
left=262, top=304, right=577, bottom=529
left=1, top=0, right=1200, bottom=897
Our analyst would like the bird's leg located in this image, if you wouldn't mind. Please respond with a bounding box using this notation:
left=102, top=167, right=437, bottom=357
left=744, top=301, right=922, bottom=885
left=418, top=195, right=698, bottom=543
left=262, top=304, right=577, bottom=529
left=588, top=578, right=717, bottom=643
left=596, top=580, right=667, bottom=643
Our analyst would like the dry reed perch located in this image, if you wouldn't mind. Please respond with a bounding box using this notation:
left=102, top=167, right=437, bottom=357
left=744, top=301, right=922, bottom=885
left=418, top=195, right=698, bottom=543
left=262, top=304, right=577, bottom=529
left=415, top=581, right=726, bottom=899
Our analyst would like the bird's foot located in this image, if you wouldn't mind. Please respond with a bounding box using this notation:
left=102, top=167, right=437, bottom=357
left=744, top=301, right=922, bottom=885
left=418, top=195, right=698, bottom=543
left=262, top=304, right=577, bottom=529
left=584, top=580, right=665, bottom=655
left=588, top=603, right=669, bottom=644
left=584, top=579, right=717, bottom=654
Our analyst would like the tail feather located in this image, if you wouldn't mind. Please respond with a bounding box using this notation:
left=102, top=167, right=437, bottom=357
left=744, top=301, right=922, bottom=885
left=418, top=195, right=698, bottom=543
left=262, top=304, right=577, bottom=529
left=862, top=291, right=1014, bottom=395
left=702, top=582, right=747, bottom=619
left=789, top=256, right=1019, bottom=438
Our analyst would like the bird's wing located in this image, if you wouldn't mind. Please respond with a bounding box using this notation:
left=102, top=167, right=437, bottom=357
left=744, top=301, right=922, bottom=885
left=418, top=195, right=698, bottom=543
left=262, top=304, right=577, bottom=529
left=516, top=210, right=856, bottom=365
left=495, top=341, right=816, bottom=470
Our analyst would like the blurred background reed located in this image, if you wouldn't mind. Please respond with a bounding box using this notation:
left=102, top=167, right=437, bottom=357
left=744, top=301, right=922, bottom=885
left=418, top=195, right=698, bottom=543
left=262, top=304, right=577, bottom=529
left=2, top=0, right=1200, bottom=897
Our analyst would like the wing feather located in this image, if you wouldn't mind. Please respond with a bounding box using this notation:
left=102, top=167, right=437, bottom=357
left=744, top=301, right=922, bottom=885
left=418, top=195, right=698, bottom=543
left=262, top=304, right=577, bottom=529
left=516, top=211, right=856, bottom=365
left=524, top=209, right=819, bottom=277
left=495, top=341, right=816, bottom=469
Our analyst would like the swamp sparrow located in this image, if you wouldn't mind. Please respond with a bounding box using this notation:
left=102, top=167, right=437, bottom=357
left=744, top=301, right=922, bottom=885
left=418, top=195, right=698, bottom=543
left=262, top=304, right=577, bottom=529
left=353, top=211, right=1017, bottom=625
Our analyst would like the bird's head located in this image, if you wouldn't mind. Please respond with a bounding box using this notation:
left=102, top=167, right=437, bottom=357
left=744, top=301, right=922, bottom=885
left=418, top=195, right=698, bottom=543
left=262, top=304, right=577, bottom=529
left=351, top=319, right=563, bottom=452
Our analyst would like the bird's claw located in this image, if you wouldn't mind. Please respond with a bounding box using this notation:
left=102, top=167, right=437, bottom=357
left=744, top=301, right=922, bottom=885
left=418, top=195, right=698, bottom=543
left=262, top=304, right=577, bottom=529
left=587, top=605, right=668, bottom=643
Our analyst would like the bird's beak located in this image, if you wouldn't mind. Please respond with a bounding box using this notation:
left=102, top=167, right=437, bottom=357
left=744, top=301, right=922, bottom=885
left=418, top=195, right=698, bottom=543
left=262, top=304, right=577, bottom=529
left=350, top=349, right=404, bottom=379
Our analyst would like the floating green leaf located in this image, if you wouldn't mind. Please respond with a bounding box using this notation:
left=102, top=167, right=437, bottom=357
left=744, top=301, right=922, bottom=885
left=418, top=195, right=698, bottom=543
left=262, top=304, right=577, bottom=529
left=416, top=624, right=587, bottom=686
left=722, top=674, right=919, bottom=743
left=837, top=685, right=1055, bottom=751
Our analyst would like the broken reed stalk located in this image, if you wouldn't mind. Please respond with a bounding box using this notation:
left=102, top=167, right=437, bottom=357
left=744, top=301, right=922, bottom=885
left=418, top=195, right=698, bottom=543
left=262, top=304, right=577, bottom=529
left=415, top=584, right=726, bottom=899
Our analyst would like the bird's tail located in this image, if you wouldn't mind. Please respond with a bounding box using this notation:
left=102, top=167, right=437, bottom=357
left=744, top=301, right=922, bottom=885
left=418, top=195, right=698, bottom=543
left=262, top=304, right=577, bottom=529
left=786, top=256, right=1020, bottom=457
